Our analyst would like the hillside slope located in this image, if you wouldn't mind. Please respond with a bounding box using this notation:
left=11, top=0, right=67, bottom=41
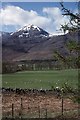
left=2, top=25, right=79, bottom=64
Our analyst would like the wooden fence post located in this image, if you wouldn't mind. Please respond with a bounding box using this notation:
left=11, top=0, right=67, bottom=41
left=21, top=97, right=23, bottom=119
left=45, top=108, right=47, bottom=118
left=38, top=106, right=40, bottom=118
left=61, top=94, right=64, bottom=117
left=12, top=103, right=14, bottom=118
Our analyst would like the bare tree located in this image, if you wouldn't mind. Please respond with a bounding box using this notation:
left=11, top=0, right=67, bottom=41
left=60, top=2, right=80, bottom=33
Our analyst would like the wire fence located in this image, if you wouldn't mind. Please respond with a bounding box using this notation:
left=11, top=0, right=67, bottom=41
left=2, top=96, right=79, bottom=119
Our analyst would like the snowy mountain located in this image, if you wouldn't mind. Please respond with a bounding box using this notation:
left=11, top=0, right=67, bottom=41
left=10, top=24, right=49, bottom=38
left=2, top=24, right=79, bottom=62
left=2, top=25, right=51, bottom=58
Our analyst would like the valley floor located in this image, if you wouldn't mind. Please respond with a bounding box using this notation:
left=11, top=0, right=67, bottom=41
left=2, top=69, right=79, bottom=89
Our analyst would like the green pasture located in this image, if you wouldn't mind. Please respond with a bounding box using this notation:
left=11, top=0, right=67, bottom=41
left=2, top=69, right=78, bottom=89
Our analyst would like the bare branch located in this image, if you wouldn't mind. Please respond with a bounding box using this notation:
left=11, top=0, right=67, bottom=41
left=60, top=2, right=80, bottom=20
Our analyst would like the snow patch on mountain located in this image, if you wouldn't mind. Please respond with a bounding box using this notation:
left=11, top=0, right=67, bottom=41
left=19, top=35, right=23, bottom=38
left=16, top=24, right=41, bottom=32
left=23, top=24, right=41, bottom=31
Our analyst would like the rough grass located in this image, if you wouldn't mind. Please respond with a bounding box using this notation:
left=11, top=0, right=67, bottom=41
left=2, top=69, right=78, bottom=89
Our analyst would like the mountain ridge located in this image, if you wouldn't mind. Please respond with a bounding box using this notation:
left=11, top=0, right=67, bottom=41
left=1, top=25, right=79, bottom=64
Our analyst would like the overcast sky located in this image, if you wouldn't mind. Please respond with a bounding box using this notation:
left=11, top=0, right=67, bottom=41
left=0, top=2, right=78, bottom=35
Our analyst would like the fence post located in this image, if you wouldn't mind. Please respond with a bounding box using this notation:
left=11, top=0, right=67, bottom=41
left=12, top=103, right=14, bottom=118
left=61, top=93, right=64, bottom=117
left=45, top=108, right=47, bottom=118
left=21, top=97, right=23, bottom=119
left=38, top=106, right=40, bottom=118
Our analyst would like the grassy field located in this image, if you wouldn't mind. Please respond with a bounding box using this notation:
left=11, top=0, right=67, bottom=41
left=2, top=69, right=78, bottom=89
